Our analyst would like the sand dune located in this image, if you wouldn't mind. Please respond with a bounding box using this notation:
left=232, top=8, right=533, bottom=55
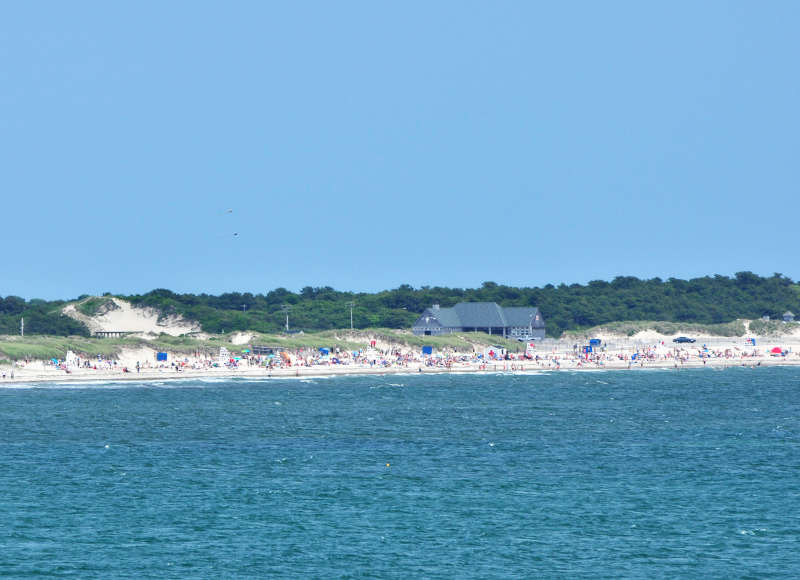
left=63, top=297, right=200, bottom=337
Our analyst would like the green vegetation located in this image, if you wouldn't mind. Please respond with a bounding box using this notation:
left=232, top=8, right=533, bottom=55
left=76, top=297, right=118, bottom=317
left=3, top=272, right=799, bottom=339
left=245, top=331, right=363, bottom=352
left=123, top=273, right=800, bottom=337
left=139, top=334, right=212, bottom=353
left=0, top=297, right=89, bottom=337
left=0, top=336, right=123, bottom=361
left=748, top=319, right=800, bottom=337
left=226, top=329, right=521, bottom=354
left=345, top=329, right=522, bottom=352
left=0, top=334, right=217, bottom=362
left=0, top=329, right=529, bottom=362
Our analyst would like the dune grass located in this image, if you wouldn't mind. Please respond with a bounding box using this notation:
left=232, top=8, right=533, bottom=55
left=0, top=334, right=212, bottom=361
left=76, top=296, right=118, bottom=317
left=292, top=328, right=526, bottom=352
left=562, top=320, right=749, bottom=339
left=142, top=335, right=216, bottom=353
left=748, top=319, right=800, bottom=337
left=245, top=331, right=367, bottom=352
left=0, top=326, right=532, bottom=361
left=0, top=336, right=124, bottom=361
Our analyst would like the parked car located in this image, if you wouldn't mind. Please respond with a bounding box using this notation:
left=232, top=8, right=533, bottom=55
left=672, top=336, right=696, bottom=343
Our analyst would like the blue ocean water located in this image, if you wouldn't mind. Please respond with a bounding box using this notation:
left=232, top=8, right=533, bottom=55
left=1, top=368, right=799, bottom=578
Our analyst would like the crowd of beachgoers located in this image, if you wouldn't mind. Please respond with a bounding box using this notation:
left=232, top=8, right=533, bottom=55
left=1, top=337, right=799, bottom=383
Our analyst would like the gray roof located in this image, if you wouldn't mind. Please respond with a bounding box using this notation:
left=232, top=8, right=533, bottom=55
left=453, top=302, right=506, bottom=327
left=419, top=307, right=461, bottom=327
left=414, top=302, right=544, bottom=329
left=503, top=306, right=544, bottom=328
left=784, top=311, right=795, bottom=317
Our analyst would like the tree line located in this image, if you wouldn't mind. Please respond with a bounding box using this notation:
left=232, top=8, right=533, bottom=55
left=2, top=272, right=798, bottom=337
left=0, top=297, right=91, bottom=336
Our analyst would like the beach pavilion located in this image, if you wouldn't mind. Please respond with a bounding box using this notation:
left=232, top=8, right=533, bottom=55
left=411, top=302, right=545, bottom=340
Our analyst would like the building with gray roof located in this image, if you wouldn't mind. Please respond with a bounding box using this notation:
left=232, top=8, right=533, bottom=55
left=411, top=302, right=545, bottom=339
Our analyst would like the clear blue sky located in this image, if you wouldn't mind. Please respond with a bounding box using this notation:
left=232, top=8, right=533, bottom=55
left=2, top=1, right=798, bottom=300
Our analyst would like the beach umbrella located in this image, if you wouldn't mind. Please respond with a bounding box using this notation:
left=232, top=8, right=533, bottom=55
left=771, top=347, right=783, bottom=354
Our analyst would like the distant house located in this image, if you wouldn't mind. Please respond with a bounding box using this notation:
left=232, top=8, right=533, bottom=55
left=783, top=311, right=795, bottom=323
left=411, top=302, right=545, bottom=339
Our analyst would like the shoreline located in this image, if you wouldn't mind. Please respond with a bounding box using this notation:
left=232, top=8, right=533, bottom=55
left=3, top=356, right=800, bottom=386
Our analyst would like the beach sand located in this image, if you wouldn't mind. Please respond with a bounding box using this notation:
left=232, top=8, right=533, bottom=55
left=3, top=335, right=799, bottom=385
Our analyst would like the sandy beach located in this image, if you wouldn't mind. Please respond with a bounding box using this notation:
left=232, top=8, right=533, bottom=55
left=3, top=334, right=799, bottom=385
left=6, top=295, right=800, bottom=385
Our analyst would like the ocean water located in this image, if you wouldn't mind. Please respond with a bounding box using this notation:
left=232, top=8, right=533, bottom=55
left=1, top=367, right=799, bottom=578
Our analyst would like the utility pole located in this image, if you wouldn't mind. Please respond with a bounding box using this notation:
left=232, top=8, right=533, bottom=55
left=280, top=304, right=292, bottom=332
left=20, top=317, right=24, bottom=337
left=241, top=304, right=247, bottom=313
left=347, top=301, right=355, bottom=330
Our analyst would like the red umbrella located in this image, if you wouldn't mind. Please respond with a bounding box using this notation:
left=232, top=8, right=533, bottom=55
left=771, top=347, right=783, bottom=354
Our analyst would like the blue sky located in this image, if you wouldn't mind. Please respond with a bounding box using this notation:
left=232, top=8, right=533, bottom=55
left=2, top=1, right=798, bottom=299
